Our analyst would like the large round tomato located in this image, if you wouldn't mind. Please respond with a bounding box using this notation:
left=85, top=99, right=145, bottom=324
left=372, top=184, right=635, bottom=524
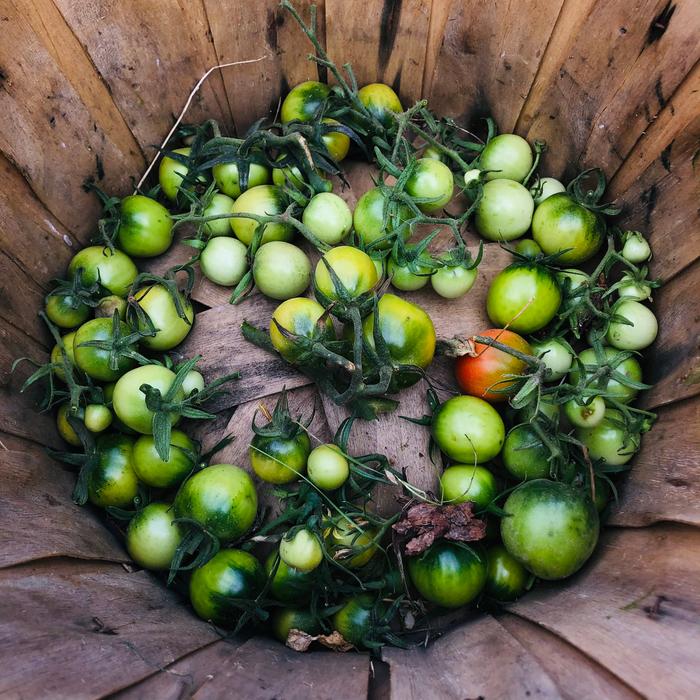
left=314, top=246, right=378, bottom=303
left=117, top=195, right=173, bottom=258
left=230, top=185, right=293, bottom=245
left=455, top=329, right=531, bottom=402
left=213, top=161, right=270, bottom=198
left=189, top=549, right=265, bottom=626
left=352, top=187, right=411, bottom=250
left=405, top=158, right=454, bottom=212
left=475, top=179, right=534, bottom=241
left=132, top=429, right=196, bottom=488
left=112, top=365, right=184, bottom=434
left=501, top=479, right=599, bottom=579
left=357, top=83, right=402, bottom=128
left=281, top=80, right=331, bottom=123
left=440, top=464, right=498, bottom=508
left=484, top=544, right=528, bottom=601
left=407, top=541, right=487, bottom=608
left=486, top=263, right=561, bottom=333
left=568, top=346, right=643, bottom=404
left=88, top=433, right=140, bottom=509
left=68, top=246, right=138, bottom=298
left=249, top=429, right=311, bottom=484
left=126, top=502, right=182, bottom=571
left=606, top=301, right=658, bottom=351
left=432, top=395, right=505, bottom=463
left=269, top=297, right=335, bottom=363
left=480, top=134, right=533, bottom=182
left=252, top=241, right=312, bottom=300
left=200, top=236, right=249, bottom=287
left=502, top=424, right=551, bottom=481
left=532, top=193, right=605, bottom=264
left=265, top=550, right=314, bottom=604
left=174, top=464, right=258, bottom=541
left=133, top=284, right=194, bottom=351
left=73, top=317, right=136, bottom=382
left=302, top=192, right=353, bottom=245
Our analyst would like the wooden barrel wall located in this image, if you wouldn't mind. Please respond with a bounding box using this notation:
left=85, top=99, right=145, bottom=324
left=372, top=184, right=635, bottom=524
left=1, top=0, right=699, bottom=697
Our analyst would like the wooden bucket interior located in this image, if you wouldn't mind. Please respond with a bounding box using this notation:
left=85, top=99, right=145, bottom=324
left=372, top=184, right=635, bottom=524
left=1, top=1, right=698, bottom=698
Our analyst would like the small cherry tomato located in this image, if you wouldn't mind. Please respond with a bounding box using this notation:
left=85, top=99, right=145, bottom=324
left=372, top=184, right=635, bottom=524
left=126, top=503, right=182, bottom=571
left=307, top=444, right=349, bottom=490
left=279, top=528, right=323, bottom=572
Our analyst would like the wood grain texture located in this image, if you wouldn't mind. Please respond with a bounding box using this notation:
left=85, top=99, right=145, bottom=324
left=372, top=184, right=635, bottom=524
left=381, top=613, right=562, bottom=699
left=0, top=0, right=143, bottom=239
left=511, top=524, right=700, bottom=698
left=0, top=444, right=126, bottom=567
left=610, top=397, right=700, bottom=527
left=426, top=0, right=565, bottom=133
left=0, top=559, right=217, bottom=699
left=325, top=0, right=432, bottom=106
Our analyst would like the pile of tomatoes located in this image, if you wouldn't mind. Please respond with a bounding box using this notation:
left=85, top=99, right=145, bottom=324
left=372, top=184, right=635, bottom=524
left=21, top=3, right=660, bottom=652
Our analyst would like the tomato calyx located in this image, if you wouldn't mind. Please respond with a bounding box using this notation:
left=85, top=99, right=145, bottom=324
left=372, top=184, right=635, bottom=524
left=46, top=267, right=102, bottom=315
left=251, top=389, right=313, bottom=444
left=566, top=168, right=620, bottom=216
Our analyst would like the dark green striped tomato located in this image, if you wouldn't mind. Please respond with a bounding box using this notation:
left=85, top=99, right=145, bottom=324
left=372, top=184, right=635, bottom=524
left=88, top=433, right=140, bottom=509
left=357, top=83, right=402, bottom=129
left=45, top=293, right=90, bottom=329
left=264, top=550, right=314, bottom=604
left=281, top=80, right=331, bottom=123
left=117, top=195, right=173, bottom=258
left=269, top=297, right=335, bottom=364
left=332, top=595, right=380, bottom=648
left=352, top=186, right=412, bottom=250
left=126, top=503, right=182, bottom=571
left=132, top=429, right=196, bottom=488
left=484, top=544, right=528, bottom=601
left=249, top=429, right=311, bottom=484
left=271, top=607, right=321, bottom=643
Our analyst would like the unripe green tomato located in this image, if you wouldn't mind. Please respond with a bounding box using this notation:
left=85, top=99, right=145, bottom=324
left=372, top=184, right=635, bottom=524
left=357, top=83, right=402, bottom=129
left=387, top=258, right=430, bottom=291
left=321, top=118, right=350, bottom=162
left=475, top=179, right=534, bottom=241
left=45, top=294, right=90, bottom=329
left=281, top=80, right=331, bottom=123
left=606, top=301, right=658, bottom=351
left=133, top=428, right=196, bottom=488
left=230, top=185, right=292, bottom=245
left=56, top=403, right=83, bottom=446
left=253, top=242, right=312, bottom=300
left=480, top=134, right=533, bottom=182
left=271, top=607, right=321, bottom=643
left=405, top=158, right=454, bottom=212
left=200, top=237, right=249, bottom=287
left=440, top=465, right=498, bottom=508
left=306, top=444, right=350, bottom=490
left=530, top=177, right=565, bottom=205
left=94, top=295, right=127, bottom=320
left=133, top=284, right=194, bottom=351
left=202, top=193, right=236, bottom=237
left=530, top=338, right=573, bottom=381
left=352, top=187, right=412, bottom=250
left=502, top=424, right=551, bottom=481
left=564, top=396, right=606, bottom=428
left=621, top=232, right=651, bottom=263
left=512, top=239, right=543, bottom=259
left=159, top=147, right=199, bottom=201
left=617, top=273, right=652, bottom=302
left=213, top=161, right=270, bottom=198
left=463, top=169, right=481, bottom=188
left=126, top=503, right=183, bottom=571
left=302, top=192, right=353, bottom=245
left=51, top=331, right=77, bottom=383
left=84, top=404, right=113, bottom=433
left=314, top=246, right=378, bottom=301
left=279, top=529, right=323, bottom=572
left=576, top=409, right=640, bottom=466
left=485, top=544, right=529, bottom=601
left=430, top=261, right=478, bottom=299
left=181, top=370, right=205, bottom=397
left=423, top=145, right=445, bottom=161
left=329, top=519, right=378, bottom=568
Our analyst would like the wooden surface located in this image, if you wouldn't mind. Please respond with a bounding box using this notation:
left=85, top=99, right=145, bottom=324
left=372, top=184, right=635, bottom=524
left=0, top=0, right=699, bottom=697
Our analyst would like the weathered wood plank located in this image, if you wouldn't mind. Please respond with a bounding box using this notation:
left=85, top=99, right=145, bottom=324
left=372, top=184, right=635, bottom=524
left=53, top=0, right=235, bottom=150
left=510, top=524, right=700, bottom=698
left=0, top=559, right=217, bottom=700
left=192, top=635, right=370, bottom=700
left=0, top=0, right=143, bottom=239
left=0, top=445, right=126, bottom=567
left=610, top=397, right=700, bottom=527
left=381, top=613, right=562, bottom=699
left=324, top=0, right=432, bottom=107
left=427, top=0, right=565, bottom=133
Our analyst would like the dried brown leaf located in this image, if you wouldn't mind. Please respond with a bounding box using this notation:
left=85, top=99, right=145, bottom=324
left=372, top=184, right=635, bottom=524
left=285, top=628, right=354, bottom=653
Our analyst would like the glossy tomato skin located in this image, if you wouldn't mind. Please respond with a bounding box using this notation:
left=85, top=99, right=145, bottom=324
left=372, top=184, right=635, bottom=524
left=84, top=404, right=112, bottom=433
left=501, top=479, right=599, bottom=580
left=56, top=403, right=82, bottom=446
left=269, top=297, right=335, bottom=363
left=407, top=541, right=487, bottom=608
left=568, top=347, right=643, bottom=404
left=486, top=263, right=562, bottom=334
left=117, top=195, right=173, bottom=258
left=532, top=193, right=605, bottom=264
left=252, top=241, right=312, bottom=300
left=271, top=607, right=320, bottom=643
left=352, top=187, right=411, bottom=250
left=332, top=595, right=378, bottom=647
left=475, top=179, right=534, bottom=242
left=432, top=395, right=505, bottom=463
left=502, top=424, right=551, bottom=481
left=314, top=246, right=378, bottom=302
left=281, top=80, right=331, bottom=123
left=88, top=433, right=140, bottom=509
left=73, top=317, right=136, bottom=382
left=405, top=158, right=454, bottom=212
left=134, top=284, right=194, bottom=351
left=200, top=237, right=248, bottom=287
left=329, top=519, right=378, bottom=568
left=306, top=444, right=349, bottom=490
left=264, top=550, right=314, bottom=604
left=357, top=83, right=403, bottom=129
left=279, top=528, right=323, bottom=572
left=112, top=365, right=184, bottom=434
left=175, top=464, right=258, bottom=542
left=132, top=429, right=196, bottom=488
left=45, top=293, right=90, bottom=329
left=480, top=134, right=533, bottom=182
left=230, top=185, right=293, bottom=246
left=68, top=246, right=138, bottom=298
left=202, top=193, right=236, bottom=237
left=430, top=262, right=478, bottom=299
left=321, top=118, right=350, bottom=162
left=440, top=465, right=498, bottom=508
left=249, top=431, right=311, bottom=484
left=484, top=544, right=528, bottom=601
left=158, top=147, right=195, bottom=201
left=455, top=329, right=531, bottom=402
left=387, top=259, right=431, bottom=291
left=302, top=192, right=353, bottom=245
left=213, top=161, right=270, bottom=199
left=126, top=502, right=183, bottom=571
left=576, top=408, right=640, bottom=466
left=362, top=293, right=436, bottom=388
left=189, top=549, right=265, bottom=626
left=530, top=337, right=573, bottom=381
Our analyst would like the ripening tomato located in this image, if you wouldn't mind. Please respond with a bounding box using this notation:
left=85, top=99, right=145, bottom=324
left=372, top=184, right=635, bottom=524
left=230, top=185, right=293, bottom=245
left=314, top=246, right=378, bottom=303
left=133, top=284, right=194, bottom=351
left=357, top=83, right=402, bottom=128
left=265, top=550, right=314, bottom=604
left=321, top=118, right=350, bottom=162
left=269, top=297, right=335, bottom=364
left=213, top=161, right=270, bottom=199
left=88, top=433, right=140, bottom=509
left=281, top=80, right=331, bottom=123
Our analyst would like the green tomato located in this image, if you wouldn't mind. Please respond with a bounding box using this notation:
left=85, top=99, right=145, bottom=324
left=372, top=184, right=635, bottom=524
left=387, top=258, right=431, bottom=291
left=475, top=179, right=534, bottom=241
left=281, top=80, right=331, bottom=123
left=532, top=193, right=605, bottom=264
left=568, top=346, right=643, bottom=404
left=112, top=365, right=184, bottom=434
left=134, top=284, right=194, bottom=351
left=357, top=83, right=402, bottom=128
left=405, top=158, right=454, bottom=212
left=440, top=465, right=498, bottom=508
left=606, top=301, right=658, bottom=351
left=279, top=528, right=323, bottom=572
left=94, top=295, right=127, bottom=320
left=501, top=479, right=599, bottom=580
left=408, top=541, right=487, bottom=608
left=530, top=337, right=573, bottom=381
left=189, top=549, right=265, bottom=626
left=352, top=186, right=412, bottom=250
left=430, top=260, right=478, bottom=299
left=73, top=317, right=136, bottom=382
left=307, top=444, right=349, bottom=490
left=576, top=408, right=640, bottom=466
left=68, top=246, right=137, bottom=298
left=502, top=424, right=551, bottom=481
left=126, top=503, right=182, bottom=571
left=45, top=293, right=90, bottom=329
left=621, top=231, right=651, bottom=263
left=88, top=433, right=140, bottom=509
left=593, top=476, right=612, bottom=513
left=249, top=430, right=311, bottom=484
left=51, top=332, right=77, bottom=383
left=253, top=241, right=312, bottom=300
left=202, top=193, right=236, bottom=237
left=480, top=134, right=533, bottom=182
left=302, top=192, right=352, bottom=245
left=175, top=464, right=258, bottom=541
left=84, top=404, right=113, bottom=433
left=432, top=395, right=505, bottom=463
left=530, top=177, right=566, bottom=205
left=56, top=403, right=82, bottom=446
left=213, top=161, right=270, bottom=199
left=617, top=273, right=652, bottom=302
left=200, top=237, right=249, bottom=287
left=181, top=369, right=205, bottom=397
left=485, top=544, right=529, bottom=601
left=132, top=429, right=196, bottom=488
left=314, top=246, right=378, bottom=302
left=329, top=519, right=378, bottom=569
left=512, top=239, right=543, bottom=259
left=332, top=595, right=379, bottom=648
left=564, top=396, right=606, bottom=428
left=117, top=195, right=173, bottom=258
left=486, top=263, right=562, bottom=333
left=159, top=147, right=196, bottom=201
left=230, top=185, right=293, bottom=245
left=265, top=550, right=314, bottom=604
left=321, top=118, right=350, bottom=162
left=269, top=297, right=335, bottom=363
left=271, top=607, right=320, bottom=643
